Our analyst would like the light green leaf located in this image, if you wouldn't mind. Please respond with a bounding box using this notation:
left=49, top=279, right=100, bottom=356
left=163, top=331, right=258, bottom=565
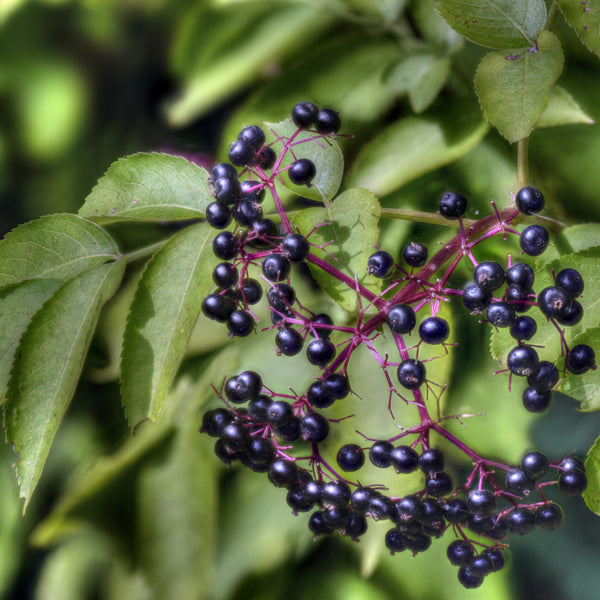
left=411, top=0, right=464, bottom=52
left=563, top=224, right=600, bottom=253
left=348, top=100, right=487, bottom=196
left=121, top=223, right=216, bottom=427
left=562, top=328, right=600, bottom=412
left=584, top=432, right=600, bottom=514
left=166, top=4, right=333, bottom=125
left=4, top=259, right=125, bottom=511
left=557, top=0, right=600, bottom=57
left=267, top=119, right=344, bottom=203
left=79, top=153, right=212, bottom=223
left=474, top=31, right=565, bottom=143
left=0, top=214, right=119, bottom=289
left=0, top=279, right=63, bottom=404
left=290, top=188, right=380, bottom=312
left=537, top=85, right=595, bottom=128
left=436, top=0, right=547, bottom=49
left=385, top=53, right=450, bottom=113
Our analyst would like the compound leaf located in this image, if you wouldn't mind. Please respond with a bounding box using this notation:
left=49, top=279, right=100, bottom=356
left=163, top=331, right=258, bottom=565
left=79, top=153, right=212, bottom=223
left=436, top=0, right=547, bottom=49
left=290, top=188, right=380, bottom=312
left=474, top=31, right=565, bottom=142
left=0, top=214, right=118, bottom=290
left=121, top=223, right=215, bottom=427
left=266, top=119, right=344, bottom=203
left=557, top=0, right=600, bottom=57
left=4, top=259, right=125, bottom=511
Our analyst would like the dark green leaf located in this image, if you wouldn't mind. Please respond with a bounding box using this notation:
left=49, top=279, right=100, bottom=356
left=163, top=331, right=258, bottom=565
left=121, top=223, right=215, bottom=427
left=4, top=259, right=125, bottom=511
left=561, top=328, right=600, bottom=412
left=267, top=119, right=344, bottom=203
left=348, top=100, right=487, bottom=196
left=437, top=0, right=547, bottom=49
left=79, top=153, right=212, bottom=222
left=0, top=214, right=118, bottom=289
left=290, top=188, right=380, bottom=312
left=557, top=0, right=600, bottom=57
left=474, top=31, right=565, bottom=142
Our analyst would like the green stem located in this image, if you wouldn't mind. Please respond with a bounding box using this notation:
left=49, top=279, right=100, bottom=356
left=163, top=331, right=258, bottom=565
left=545, top=2, right=560, bottom=32
left=380, top=207, right=477, bottom=229
left=122, top=239, right=169, bottom=263
left=517, top=137, right=529, bottom=190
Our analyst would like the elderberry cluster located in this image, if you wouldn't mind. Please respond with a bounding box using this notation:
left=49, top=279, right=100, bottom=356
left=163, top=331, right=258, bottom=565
left=199, top=103, right=596, bottom=589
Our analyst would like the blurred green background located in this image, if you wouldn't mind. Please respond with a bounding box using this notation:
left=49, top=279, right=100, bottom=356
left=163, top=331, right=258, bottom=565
left=2, top=1, right=600, bottom=599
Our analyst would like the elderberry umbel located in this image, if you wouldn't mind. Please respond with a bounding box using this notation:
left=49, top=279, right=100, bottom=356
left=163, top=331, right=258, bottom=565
left=199, top=105, right=596, bottom=589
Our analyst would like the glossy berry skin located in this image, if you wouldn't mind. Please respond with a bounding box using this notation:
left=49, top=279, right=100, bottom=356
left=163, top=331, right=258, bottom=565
left=486, top=301, right=516, bottom=327
left=527, top=361, right=559, bottom=391
left=466, top=489, right=496, bottom=515
left=221, top=422, right=250, bottom=453
left=457, top=566, right=483, bottom=589
left=555, top=268, right=584, bottom=298
left=336, top=444, right=365, bottom=472
left=210, top=162, right=238, bottom=181
left=266, top=400, right=293, bottom=427
left=521, top=451, right=549, bottom=480
left=267, top=283, right=296, bottom=313
left=538, top=286, right=572, bottom=319
left=322, top=480, right=351, bottom=507
left=520, top=224, right=549, bottom=256
left=507, top=345, right=539, bottom=377
left=474, top=261, right=505, bottom=292
left=202, top=293, right=235, bottom=322
left=418, top=448, right=445, bottom=474
left=240, top=179, right=266, bottom=203
left=351, top=487, right=375, bottom=514
left=507, top=507, right=535, bottom=535
left=468, top=554, right=494, bottom=578
left=425, top=472, right=453, bottom=497
left=439, top=192, right=467, bottom=219
left=315, top=108, right=341, bottom=133
left=257, top=146, right=276, bottom=170
left=369, top=440, right=394, bottom=468
left=276, top=327, right=303, bottom=356
left=232, top=199, right=262, bottom=227
left=483, top=548, right=505, bottom=572
left=387, top=304, right=416, bottom=334
left=397, top=359, right=426, bottom=389
left=522, top=387, right=551, bottom=412
left=443, top=498, right=469, bottom=524
left=212, top=175, right=241, bottom=205
left=300, top=412, right=330, bottom=442
left=238, top=125, right=265, bottom=150
left=403, top=242, right=428, bottom=267
left=395, top=495, right=423, bottom=522
left=567, top=344, right=596, bottom=374
left=206, top=201, right=232, bottom=229
left=227, top=310, right=254, bottom=337
left=447, top=540, right=474, bottom=566
left=310, top=313, right=334, bottom=338
left=240, top=279, right=263, bottom=305
left=506, top=284, right=533, bottom=312
left=510, top=315, right=537, bottom=341
left=288, top=158, right=316, bottom=185
left=268, top=459, right=298, bottom=488
left=558, top=469, right=588, bottom=496
left=306, top=338, right=336, bottom=367
left=323, top=373, right=349, bottom=399
left=516, top=186, right=545, bottom=214
left=213, top=231, right=238, bottom=260
left=228, top=139, right=255, bottom=166
left=557, top=300, right=583, bottom=326
left=390, top=445, right=419, bottom=474
left=505, top=469, right=535, bottom=496
left=308, top=511, right=333, bottom=536
left=201, top=408, right=233, bottom=437
left=250, top=218, right=278, bottom=244
left=419, top=317, right=450, bottom=344
left=367, top=251, right=394, bottom=278
left=561, top=456, right=585, bottom=472
left=535, top=502, right=564, bottom=530
left=291, top=101, right=318, bottom=128
left=262, top=254, right=291, bottom=282
left=385, top=528, right=407, bottom=554
left=463, top=284, right=492, bottom=313
left=282, top=234, right=310, bottom=262
left=506, top=262, right=535, bottom=289
left=307, top=380, right=334, bottom=409
left=213, top=262, right=239, bottom=289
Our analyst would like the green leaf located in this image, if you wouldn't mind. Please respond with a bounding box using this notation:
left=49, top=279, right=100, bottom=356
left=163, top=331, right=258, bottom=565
left=436, top=0, right=547, bottom=49
left=4, top=259, right=125, bottom=511
left=474, top=31, right=565, bottom=143
left=267, top=119, right=344, bottom=203
left=348, top=100, right=487, bottom=196
left=0, top=279, right=63, bottom=404
left=384, top=53, right=451, bottom=113
left=557, top=0, right=600, bottom=57
left=537, top=85, right=595, bottom=128
left=79, top=153, right=212, bottom=223
left=290, top=188, right=380, bottom=312
left=121, top=223, right=215, bottom=427
left=584, top=432, right=600, bottom=514
left=563, top=224, right=600, bottom=253
left=561, top=328, right=600, bottom=412
left=0, top=214, right=119, bottom=289
left=411, top=0, right=464, bottom=52
left=166, top=4, right=333, bottom=125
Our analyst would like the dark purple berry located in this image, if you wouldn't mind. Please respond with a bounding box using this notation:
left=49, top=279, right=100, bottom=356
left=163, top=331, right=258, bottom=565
left=206, top=201, right=232, bottom=229
left=463, top=283, right=492, bottom=313
left=201, top=408, right=233, bottom=437
left=288, top=158, right=316, bottom=185
left=227, top=309, right=254, bottom=337
left=505, top=469, right=535, bottom=496
left=387, top=304, right=416, bottom=334
left=439, top=192, right=467, bottom=219
left=300, top=412, right=330, bottom=442
left=506, top=262, right=535, bottom=289
left=506, top=507, right=535, bottom=535
left=520, top=224, right=549, bottom=256
left=558, top=469, right=587, bottom=496
left=425, top=472, right=453, bottom=497
left=466, top=489, right=496, bottom=515
left=202, top=293, right=235, bottom=322
left=403, top=242, right=428, bottom=267
left=336, top=444, right=365, bottom=472
left=213, top=231, right=238, bottom=260
left=486, top=301, right=516, bottom=327
left=292, top=101, right=318, bottom=128
left=515, top=186, right=545, bottom=214
left=315, top=108, right=341, bottom=134
left=557, top=300, right=583, bottom=326
left=306, top=338, right=336, bottom=367
left=507, top=345, right=539, bottom=377
left=527, top=361, right=559, bottom=391
left=370, top=440, right=394, bottom=468
left=510, top=315, right=537, bottom=341
left=397, top=359, right=426, bottom=389
left=538, top=286, right=572, bottom=319
left=282, top=234, right=310, bottom=262
left=474, top=261, right=505, bottom=292
left=262, top=254, right=291, bottom=282
left=276, top=327, right=303, bottom=356
left=535, top=502, right=564, bottom=530
left=522, top=387, right=551, bottom=412
left=257, top=146, right=276, bottom=170
left=238, top=125, right=265, bottom=150
left=447, top=540, right=474, bottom=566
left=213, top=262, right=239, bottom=289
left=367, top=251, right=394, bottom=278
left=521, top=451, right=549, bottom=481
left=555, top=268, right=584, bottom=298
left=419, top=316, right=450, bottom=344
left=390, top=445, right=419, bottom=474
left=567, top=344, right=596, bottom=374
left=228, top=139, right=255, bottom=166
left=418, top=448, right=445, bottom=474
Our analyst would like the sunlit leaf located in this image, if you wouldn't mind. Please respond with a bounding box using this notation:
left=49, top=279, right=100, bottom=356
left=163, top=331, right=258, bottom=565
left=557, top=0, right=600, bottom=57
left=561, top=328, right=600, bottom=412
left=537, top=85, right=595, bottom=128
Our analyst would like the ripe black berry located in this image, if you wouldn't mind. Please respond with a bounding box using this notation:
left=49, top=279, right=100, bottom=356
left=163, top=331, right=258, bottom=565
left=506, top=507, right=535, bottom=535
left=210, top=162, right=238, bottom=181
left=306, top=338, right=336, bottom=367
left=323, top=373, right=349, bottom=399
left=447, top=540, right=474, bottom=566
left=535, top=502, right=564, bottom=530
left=202, top=293, right=235, bottom=322
left=267, top=283, right=296, bottom=313
left=439, top=192, right=467, bottom=219
left=267, top=400, right=293, bottom=427
left=248, top=395, right=272, bottom=421
left=522, top=386, right=551, bottom=412
left=418, top=448, right=445, bottom=474
left=308, top=510, right=333, bottom=536
left=300, top=412, right=330, bottom=442
left=521, top=451, right=549, bottom=480
left=351, top=487, right=376, bottom=514
left=315, top=108, right=341, bottom=134
left=567, top=344, right=596, bottom=374
left=385, top=528, right=407, bottom=554
left=292, top=101, right=319, bottom=128
left=386, top=304, right=416, bottom=334
left=322, top=480, right=351, bottom=507
left=212, top=175, right=241, bottom=205
left=561, top=456, right=585, bottom=472
left=201, top=408, right=233, bottom=437
left=520, top=224, right=549, bottom=256
left=506, top=284, right=533, bottom=312
left=457, top=566, right=483, bottom=589
left=288, top=158, right=316, bottom=185
left=282, top=234, right=310, bottom=262
left=232, top=199, right=262, bottom=227
left=403, top=242, right=428, bottom=267
left=463, top=283, right=492, bottom=313
left=395, top=495, right=423, bottom=522
left=221, top=422, right=250, bottom=453
left=419, top=316, right=450, bottom=344
left=369, top=440, right=394, bottom=468
left=555, top=268, right=584, bottom=298
left=336, top=444, right=365, bottom=472
left=268, top=458, right=299, bottom=487
left=307, top=380, right=335, bottom=409
left=228, top=139, right=255, bottom=166
left=442, top=498, right=470, bottom=524
left=367, top=251, right=394, bottom=278
left=309, top=313, right=334, bottom=338
left=486, top=301, right=516, bottom=327
left=558, top=469, right=588, bottom=496
left=466, top=489, right=496, bottom=515
left=482, top=548, right=505, bottom=572
left=474, top=261, right=505, bottom=292
left=240, top=179, right=266, bottom=203
left=390, top=445, right=419, bottom=474
left=538, top=286, right=572, bottom=319
left=227, top=309, right=254, bottom=337
left=262, top=254, right=291, bottom=282
left=507, top=345, right=539, bottom=377
left=397, top=359, right=426, bottom=389
left=515, top=186, right=545, bottom=214
left=206, top=201, right=232, bottom=229
left=557, top=300, right=583, bottom=326
left=506, top=262, right=535, bottom=289
left=239, top=278, right=263, bottom=305
left=276, top=327, right=303, bottom=356
left=527, top=361, right=559, bottom=391
left=505, top=469, right=535, bottom=496
left=213, top=262, right=239, bottom=289
left=510, top=315, right=537, bottom=341
left=425, top=472, right=453, bottom=497
left=238, top=125, right=265, bottom=150
left=257, top=146, right=276, bottom=170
